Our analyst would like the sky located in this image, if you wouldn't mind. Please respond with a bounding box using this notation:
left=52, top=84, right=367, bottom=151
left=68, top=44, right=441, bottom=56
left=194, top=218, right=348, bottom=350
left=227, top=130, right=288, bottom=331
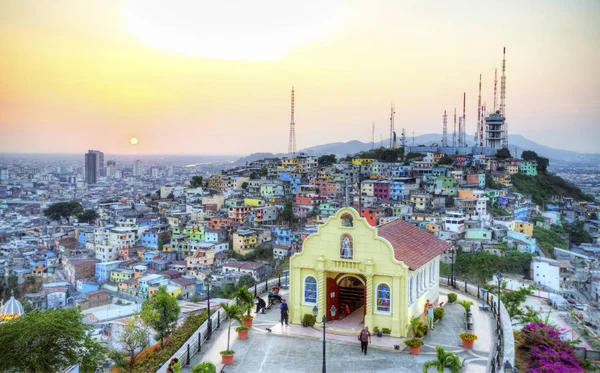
left=0, top=0, right=599, bottom=155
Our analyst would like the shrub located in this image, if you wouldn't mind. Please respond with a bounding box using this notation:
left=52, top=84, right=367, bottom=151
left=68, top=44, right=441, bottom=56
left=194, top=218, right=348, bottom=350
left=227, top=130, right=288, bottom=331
left=433, top=307, right=445, bottom=321
left=447, top=293, right=458, bottom=303
left=457, top=300, right=473, bottom=311
left=241, top=314, right=254, bottom=321
left=382, top=328, right=391, bottom=334
left=235, top=326, right=250, bottom=332
left=373, top=326, right=380, bottom=333
left=459, top=332, right=478, bottom=342
left=302, top=314, right=316, bottom=327
left=220, top=350, right=235, bottom=356
left=192, top=361, right=217, bottom=373
left=416, top=323, right=428, bottom=338
left=404, top=338, right=424, bottom=347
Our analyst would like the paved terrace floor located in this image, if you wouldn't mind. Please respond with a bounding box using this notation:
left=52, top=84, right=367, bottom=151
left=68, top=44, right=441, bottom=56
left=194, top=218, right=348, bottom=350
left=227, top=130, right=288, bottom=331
left=182, top=289, right=494, bottom=373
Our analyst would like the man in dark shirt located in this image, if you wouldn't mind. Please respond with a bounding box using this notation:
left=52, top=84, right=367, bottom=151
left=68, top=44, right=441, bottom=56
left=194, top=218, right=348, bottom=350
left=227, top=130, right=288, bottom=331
left=359, top=326, right=372, bottom=355
left=256, top=296, right=266, bottom=314
left=280, top=299, right=289, bottom=325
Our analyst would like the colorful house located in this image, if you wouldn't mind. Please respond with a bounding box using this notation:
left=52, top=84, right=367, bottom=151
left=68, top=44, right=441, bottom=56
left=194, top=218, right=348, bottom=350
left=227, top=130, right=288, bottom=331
left=289, top=208, right=451, bottom=337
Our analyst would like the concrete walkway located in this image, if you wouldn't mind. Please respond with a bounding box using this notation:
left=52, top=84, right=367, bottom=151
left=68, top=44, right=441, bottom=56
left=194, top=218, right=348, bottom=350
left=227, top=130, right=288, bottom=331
left=183, top=288, right=496, bottom=372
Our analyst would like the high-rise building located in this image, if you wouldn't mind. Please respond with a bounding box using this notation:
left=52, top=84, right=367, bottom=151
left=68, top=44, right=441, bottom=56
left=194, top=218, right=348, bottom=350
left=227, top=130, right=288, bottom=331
left=85, top=150, right=102, bottom=184
left=106, top=160, right=117, bottom=177
left=484, top=111, right=505, bottom=149
left=133, top=160, right=143, bottom=177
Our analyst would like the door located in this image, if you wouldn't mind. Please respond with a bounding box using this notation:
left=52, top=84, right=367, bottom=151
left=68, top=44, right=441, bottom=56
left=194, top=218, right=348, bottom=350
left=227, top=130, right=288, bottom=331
left=326, top=277, right=339, bottom=321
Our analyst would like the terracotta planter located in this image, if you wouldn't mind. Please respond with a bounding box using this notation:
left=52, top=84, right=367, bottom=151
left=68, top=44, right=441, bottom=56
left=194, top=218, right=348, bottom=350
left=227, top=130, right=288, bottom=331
left=221, top=353, right=234, bottom=365
left=409, top=346, right=421, bottom=355
left=238, top=330, right=249, bottom=340
left=462, top=339, right=474, bottom=348
left=243, top=318, right=253, bottom=328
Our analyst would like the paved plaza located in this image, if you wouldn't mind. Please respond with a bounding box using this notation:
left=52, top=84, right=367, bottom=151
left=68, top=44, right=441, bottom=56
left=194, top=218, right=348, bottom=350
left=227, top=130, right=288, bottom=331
left=183, top=289, right=494, bottom=373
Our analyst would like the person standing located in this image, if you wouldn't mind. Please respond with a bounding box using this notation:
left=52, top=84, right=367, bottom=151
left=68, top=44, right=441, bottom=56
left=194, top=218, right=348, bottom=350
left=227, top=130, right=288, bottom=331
left=256, top=296, right=266, bottom=314
left=427, top=303, right=435, bottom=330
left=358, top=326, right=372, bottom=355
left=280, top=299, right=289, bottom=325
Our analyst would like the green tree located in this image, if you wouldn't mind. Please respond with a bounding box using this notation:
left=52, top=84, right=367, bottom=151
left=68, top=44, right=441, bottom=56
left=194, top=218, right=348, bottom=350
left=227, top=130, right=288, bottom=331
left=422, top=346, right=461, bottom=373
left=77, top=209, right=98, bottom=224
left=219, top=302, right=243, bottom=353
left=522, top=150, right=549, bottom=174
left=190, top=176, right=204, bottom=188
left=281, top=200, right=294, bottom=224
left=438, top=155, right=453, bottom=165
left=495, top=148, right=512, bottom=160
left=260, top=167, right=268, bottom=176
left=192, top=361, right=217, bottom=373
left=234, top=285, right=255, bottom=316
left=43, top=201, right=84, bottom=221
left=241, top=182, right=249, bottom=189
left=237, top=274, right=256, bottom=289
left=118, top=315, right=150, bottom=372
left=317, top=154, right=336, bottom=167
left=140, top=285, right=180, bottom=347
left=0, top=308, right=106, bottom=373
left=501, top=286, right=533, bottom=318
left=565, top=220, right=592, bottom=246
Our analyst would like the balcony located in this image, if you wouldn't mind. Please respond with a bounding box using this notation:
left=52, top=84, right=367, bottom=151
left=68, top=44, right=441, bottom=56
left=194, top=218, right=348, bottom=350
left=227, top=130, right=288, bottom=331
left=329, top=259, right=362, bottom=272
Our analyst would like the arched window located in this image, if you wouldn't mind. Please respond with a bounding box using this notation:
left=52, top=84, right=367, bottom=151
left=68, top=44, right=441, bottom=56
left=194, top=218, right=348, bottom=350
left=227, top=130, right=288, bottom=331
left=341, top=213, right=353, bottom=227
left=303, top=276, right=317, bottom=305
left=340, top=234, right=353, bottom=259
left=375, top=283, right=391, bottom=314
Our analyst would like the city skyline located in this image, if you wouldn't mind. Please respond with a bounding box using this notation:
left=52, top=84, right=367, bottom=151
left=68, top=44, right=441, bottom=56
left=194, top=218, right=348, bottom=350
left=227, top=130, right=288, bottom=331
left=1, top=0, right=599, bottom=155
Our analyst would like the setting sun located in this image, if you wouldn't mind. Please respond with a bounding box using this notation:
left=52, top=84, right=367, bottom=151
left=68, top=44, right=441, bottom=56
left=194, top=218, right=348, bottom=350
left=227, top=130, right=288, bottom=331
left=130, top=137, right=139, bottom=145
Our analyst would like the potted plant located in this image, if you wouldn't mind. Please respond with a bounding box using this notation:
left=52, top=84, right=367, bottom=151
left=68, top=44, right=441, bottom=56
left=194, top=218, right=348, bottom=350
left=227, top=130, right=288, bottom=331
left=236, top=325, right=250, bottom=340
left=302, top=314, right=316, bottom=327
left=433, top=307, right=445, bottom=322
left=447, top=293, right=458, bottom=303
left=219, top=302, right=243, bottom=365
left=459, top=332, right=478, bottom=348
left=457, top=300, right=473, bottom=313
left=234, top=285, right=255, bottom=328
left=423, top=346, right=461, bottom=372
left=404, top=337, right=425, bottom=355
left=192, top=361, right=217, bottom=373
left=374, top=327, right=383, bottom=337
left=382, top=327, right=391, bottom=335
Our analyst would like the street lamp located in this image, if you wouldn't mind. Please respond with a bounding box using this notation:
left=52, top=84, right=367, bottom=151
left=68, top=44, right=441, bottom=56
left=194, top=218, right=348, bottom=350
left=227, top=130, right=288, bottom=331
left=449, top=247, right=457, bottom=288
left=496, top=271, right=504, bottom=315
left=503, top=360, right=517, bottom=373
left=204, top=274, right=213, bottom=339
left=313, top=305, right=337, bottom=373
left=102, top=360, right=111, bottom=373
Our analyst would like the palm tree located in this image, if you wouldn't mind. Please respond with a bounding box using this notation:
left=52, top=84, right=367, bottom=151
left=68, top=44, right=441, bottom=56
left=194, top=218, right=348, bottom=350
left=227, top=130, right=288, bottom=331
left=422, top=346, right=461, bottom=373
left=220, top=302, right=243, bottom=352
left=408, top=316, right=421, bottom=338
left=234, top=285, right=255, bottom=316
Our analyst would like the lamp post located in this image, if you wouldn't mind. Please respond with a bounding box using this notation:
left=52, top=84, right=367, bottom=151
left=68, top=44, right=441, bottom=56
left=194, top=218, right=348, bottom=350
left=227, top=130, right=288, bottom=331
left=503, top=360, right=517, bottom=373
left=450, top=247, right=456, bottom=288
left=313, top=305, right=337, bottom=373
left=204, top=274, right=213, bottom=339
left=102, top=360, right=111, bottom=373
left=496, top=271, right=504, bottom=315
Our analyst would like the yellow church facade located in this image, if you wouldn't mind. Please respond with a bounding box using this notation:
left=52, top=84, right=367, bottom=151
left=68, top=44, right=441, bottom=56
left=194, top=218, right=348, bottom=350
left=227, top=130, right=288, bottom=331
left=289, top=207, right=452, bottom=337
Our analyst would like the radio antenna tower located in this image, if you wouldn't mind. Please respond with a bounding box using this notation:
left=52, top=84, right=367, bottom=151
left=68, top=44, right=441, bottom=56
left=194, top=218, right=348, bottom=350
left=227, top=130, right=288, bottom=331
left=462, top=92, right=467, bottom=147
left=401, top=128, right=406, bottom=150
left=389, top=104, right=396, bottom=148
left=500, top=47, right=508, bottom=147
left=288, top=87, right=296, bottom=154
left=442, top=110, right=448, bottom=147
left=452, top=108, right=457, bottom=147
left=371, top=122, right=375, bottom=150
left=493, top=68, right=498, bottom=112
left=479, top=104, right=485, bottom=147
left=476, top=75, right=482, bottom=145
left=457, top=117, right=463, bottom=147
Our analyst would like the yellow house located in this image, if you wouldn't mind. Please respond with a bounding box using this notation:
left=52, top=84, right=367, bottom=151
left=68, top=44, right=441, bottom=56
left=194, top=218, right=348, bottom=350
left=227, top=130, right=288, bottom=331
left=289, top=208, right=451, bottom=337
left=514, top=221, right=533, bottom=236
left=352, top=158, right=375, bottom=166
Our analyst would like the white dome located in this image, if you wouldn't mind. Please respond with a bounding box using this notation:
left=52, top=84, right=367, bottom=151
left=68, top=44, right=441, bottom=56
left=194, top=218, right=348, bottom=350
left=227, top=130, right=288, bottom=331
left=1, top=291, right=24, bottom=320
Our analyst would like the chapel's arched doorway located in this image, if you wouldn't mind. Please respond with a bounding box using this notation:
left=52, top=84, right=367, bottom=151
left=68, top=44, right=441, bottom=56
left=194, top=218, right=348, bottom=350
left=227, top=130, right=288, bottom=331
left=334, top=274, right=365, bottom=324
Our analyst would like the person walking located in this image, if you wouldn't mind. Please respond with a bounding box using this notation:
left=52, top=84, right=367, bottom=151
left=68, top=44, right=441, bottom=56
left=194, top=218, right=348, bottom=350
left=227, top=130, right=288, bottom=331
left=280, top=299, right=289, bottom=325
left=427, top=302, right=435, bottom=330
left=358, top=326, right=372, bottom=355
left=256, top=296, right=266, bottom=314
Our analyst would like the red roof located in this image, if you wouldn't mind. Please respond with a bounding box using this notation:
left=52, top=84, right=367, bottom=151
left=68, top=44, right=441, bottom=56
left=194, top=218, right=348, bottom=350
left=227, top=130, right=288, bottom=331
left=377, top=219, right=452, bottom=270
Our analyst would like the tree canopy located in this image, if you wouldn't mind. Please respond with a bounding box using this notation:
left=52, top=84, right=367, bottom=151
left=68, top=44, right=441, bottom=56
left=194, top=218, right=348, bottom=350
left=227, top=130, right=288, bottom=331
left=454, top=250, right=533, bottom=285
left=495, top=147, right=512, bottom=160
left=438, top=155, right=453, bottom=165
left=43, top=201, right=84, bottom=221
left=140, top=285, right=180, bottom=347
left=521, top=150, right=549, bottom=174
left=237, top=274, right=256, bottom=288
left=281, top=200, right=294, bottom=224
left=116, top=315, right=150, bottom=373
left=190, top=176, right=204, bottom=188
left=317, top=154, right=336, bottom=167
left=0, top=308, right=106, bottom=373
left=511, top=173, right=594, bottom=206
left=77, top=209, right=98, bottom=224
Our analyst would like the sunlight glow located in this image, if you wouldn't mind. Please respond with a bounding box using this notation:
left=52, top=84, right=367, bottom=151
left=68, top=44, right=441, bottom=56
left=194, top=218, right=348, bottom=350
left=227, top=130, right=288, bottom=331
left=121, top=0, right=347, bottom=61
left=129, top=137, right=138, bottom=145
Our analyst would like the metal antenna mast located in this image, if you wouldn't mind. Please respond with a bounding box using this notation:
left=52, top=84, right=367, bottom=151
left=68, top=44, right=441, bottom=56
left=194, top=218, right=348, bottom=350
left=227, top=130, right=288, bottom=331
left=457, top=117, right=463, bottom=147
left=462, top=92, right=466, bottom=147
left=371, top=122, right=375, bottom=150
left=442, top=110, right=448, bottom=147
left=288, top=87, right=296, bottom=154
left=389, top=104, right=396, bottom=148
left=476, top=74, right=482, bottom=145
left=493, top=68, right=498, bottom=112
left=401, top=128, right=406, bottom=150
left=452, top=108, right=457, bottom=147
left=500, top=47, right=508, bottom=148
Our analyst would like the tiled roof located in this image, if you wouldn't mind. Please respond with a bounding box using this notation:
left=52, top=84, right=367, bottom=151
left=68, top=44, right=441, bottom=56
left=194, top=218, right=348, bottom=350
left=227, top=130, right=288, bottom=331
left=377, top=219, right=452, bottom=270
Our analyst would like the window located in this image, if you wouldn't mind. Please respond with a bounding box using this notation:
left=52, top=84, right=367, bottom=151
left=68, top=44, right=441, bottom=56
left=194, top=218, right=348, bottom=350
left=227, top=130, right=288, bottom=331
left=340, top=234, right=353, bottom=259
left=375, top=283, right=391, bottom=314
left=303, top=276, right=317, bottom=305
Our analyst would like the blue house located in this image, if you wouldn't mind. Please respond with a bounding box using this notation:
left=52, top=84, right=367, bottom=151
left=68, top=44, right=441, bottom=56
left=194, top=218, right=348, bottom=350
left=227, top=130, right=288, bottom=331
left=141, top=231, right=159, bottom=249
left=95, top=261, right=123, bottom=284
left=272, top=226, right=292, bottom=245
left=390, top=181, right=405, bottom=201
left=77, top=280, right=100, bottom=295
left=507, top=231, right=537, bottom=254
